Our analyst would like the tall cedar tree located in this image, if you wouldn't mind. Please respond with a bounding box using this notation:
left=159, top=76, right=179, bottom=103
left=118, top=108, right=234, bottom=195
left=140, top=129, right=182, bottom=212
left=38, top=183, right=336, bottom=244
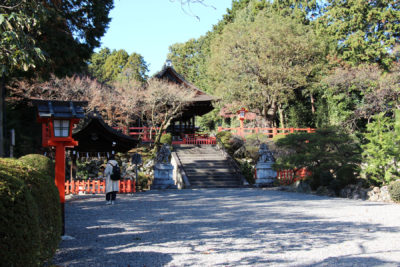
left=317, top=0, right=400, bottom=69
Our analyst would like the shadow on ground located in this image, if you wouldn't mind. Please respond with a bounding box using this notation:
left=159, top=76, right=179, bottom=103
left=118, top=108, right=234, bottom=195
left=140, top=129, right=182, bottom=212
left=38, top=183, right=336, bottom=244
left=52, top=189, right=400, bottom=266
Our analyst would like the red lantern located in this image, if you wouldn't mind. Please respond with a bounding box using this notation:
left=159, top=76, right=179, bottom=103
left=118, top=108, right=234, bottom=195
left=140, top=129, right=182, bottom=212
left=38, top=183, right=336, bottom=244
left=34, top=100, right=86, bottom=235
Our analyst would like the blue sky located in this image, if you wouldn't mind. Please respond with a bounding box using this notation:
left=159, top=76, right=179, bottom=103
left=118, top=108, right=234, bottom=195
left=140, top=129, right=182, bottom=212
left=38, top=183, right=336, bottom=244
left=98, top=0, right=233, bottom=75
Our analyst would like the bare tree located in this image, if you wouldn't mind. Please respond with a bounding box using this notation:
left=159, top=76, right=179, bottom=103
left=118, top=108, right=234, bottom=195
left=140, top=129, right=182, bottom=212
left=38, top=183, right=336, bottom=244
left=142, top=79, right=195, bottom=149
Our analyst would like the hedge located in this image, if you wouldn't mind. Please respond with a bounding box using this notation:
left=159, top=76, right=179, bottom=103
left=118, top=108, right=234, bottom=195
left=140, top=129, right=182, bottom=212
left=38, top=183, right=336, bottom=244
left=19, top=154, right=61, bottom=263
left=0, top=156, right=61, bottom=266
left=19, top=154, right=55, bottom=180
left=389, top=180, right=400, bottom=203
left=0, top=158, right=41, bottom=266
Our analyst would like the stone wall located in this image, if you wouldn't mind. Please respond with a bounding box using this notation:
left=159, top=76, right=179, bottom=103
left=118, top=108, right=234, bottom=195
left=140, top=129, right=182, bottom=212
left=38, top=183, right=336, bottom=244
left=340, top=184, right=392, bottom=202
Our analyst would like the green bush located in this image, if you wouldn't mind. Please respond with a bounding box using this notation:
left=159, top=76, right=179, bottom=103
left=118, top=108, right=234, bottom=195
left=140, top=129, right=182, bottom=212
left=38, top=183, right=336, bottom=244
left=19, top=154, right=55, bottom=180
left=389, top=180, right=400, bottom=203
left=246, top=133, right=270, bottom=146
left=216, top=131, right=233, bottom=152
left=237, top=159, right=255, bottom=184
left=160, top=133, right=172, bottom=145
left=362, top=111, right=400, bottom=185
left=245, top=145, right=259, bottom=161
left=0, top=158, right=41, bottom=266
left=274, top=127, right=361, bottom=190
left=137, top=172, right=151, bottom=190
left=18, top=154, right=62, bottom=263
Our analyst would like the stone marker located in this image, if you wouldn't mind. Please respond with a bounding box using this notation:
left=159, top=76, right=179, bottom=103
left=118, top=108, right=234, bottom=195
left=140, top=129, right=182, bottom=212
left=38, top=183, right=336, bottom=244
left=151, top=144, right=177, bottom=189
left=255, top=143, right=276, bottom=186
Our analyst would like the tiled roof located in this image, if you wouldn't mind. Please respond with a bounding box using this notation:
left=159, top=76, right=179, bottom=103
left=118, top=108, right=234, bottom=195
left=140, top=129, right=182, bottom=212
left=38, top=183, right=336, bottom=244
left=32, top=99, right=87, bottom=119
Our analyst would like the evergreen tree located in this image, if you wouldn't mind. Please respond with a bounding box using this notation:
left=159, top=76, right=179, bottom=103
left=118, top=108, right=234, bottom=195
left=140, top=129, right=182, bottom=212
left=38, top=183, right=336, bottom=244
left=89, top=49, right=149, bottom=84
left=362, top=111, right=400, bottom=185
left=88, top=47, right=111, bottom=82
left=208, top=10, right=326, bottom=127
left=317, top=0, right=400, bottom=69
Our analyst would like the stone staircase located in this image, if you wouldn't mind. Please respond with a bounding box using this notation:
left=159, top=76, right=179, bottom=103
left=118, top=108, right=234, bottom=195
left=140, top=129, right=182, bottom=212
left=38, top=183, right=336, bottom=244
left=174, top=145, right=243, bottom=188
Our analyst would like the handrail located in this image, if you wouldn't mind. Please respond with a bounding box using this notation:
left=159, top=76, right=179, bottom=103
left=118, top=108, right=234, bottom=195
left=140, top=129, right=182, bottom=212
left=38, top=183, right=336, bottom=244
left=171, top=151, right=191, bottom=188
left=215, top=136, right=247, bottom=185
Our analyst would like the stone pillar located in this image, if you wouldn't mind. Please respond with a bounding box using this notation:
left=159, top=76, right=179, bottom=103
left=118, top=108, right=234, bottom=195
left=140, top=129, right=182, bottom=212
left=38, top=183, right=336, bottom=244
left=255, top=161, right=276, bottom=186
left=151, top=163, right=177, bottom=189
left=255, top=143, right=276, bottom=187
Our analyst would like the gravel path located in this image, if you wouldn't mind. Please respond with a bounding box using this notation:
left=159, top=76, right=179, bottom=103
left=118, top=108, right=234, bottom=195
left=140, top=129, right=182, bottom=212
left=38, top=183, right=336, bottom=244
left=52, top=188, right=400, bottom=267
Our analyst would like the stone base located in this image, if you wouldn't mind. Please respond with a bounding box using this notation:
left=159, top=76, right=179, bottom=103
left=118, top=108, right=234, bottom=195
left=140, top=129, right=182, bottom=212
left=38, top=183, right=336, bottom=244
left=255, top=162, right=276, bottom=186
left=151, top=163, right=177, bottom=190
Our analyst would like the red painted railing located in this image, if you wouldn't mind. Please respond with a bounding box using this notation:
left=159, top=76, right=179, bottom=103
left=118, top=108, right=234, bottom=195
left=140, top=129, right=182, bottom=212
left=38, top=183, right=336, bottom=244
left=218, top=127, right=315, bottom=138
left=175, top=134, right=217, bottom=145
left=65, top=179, right=136, bottom=195
left=114, top=126, right=216, bottom=145
left=276, top=168, right=311, bottom=185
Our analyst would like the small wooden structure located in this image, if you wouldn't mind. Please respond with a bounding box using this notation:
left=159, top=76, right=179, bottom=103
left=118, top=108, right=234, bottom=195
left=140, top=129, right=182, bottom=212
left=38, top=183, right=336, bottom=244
left=69, top=114, right=138, bottom=180
left=154, top=61, right=214, bottom=137
left=72, top=114, right=138, bottom=154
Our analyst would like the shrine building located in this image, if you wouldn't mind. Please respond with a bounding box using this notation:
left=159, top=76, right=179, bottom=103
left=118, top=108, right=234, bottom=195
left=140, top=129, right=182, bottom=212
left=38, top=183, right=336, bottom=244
left=153, top=60, right=214, bottom=139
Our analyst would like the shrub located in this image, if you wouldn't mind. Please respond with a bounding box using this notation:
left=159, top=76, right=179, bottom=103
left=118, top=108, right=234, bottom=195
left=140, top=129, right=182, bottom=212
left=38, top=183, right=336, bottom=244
left=236, top=159, right=255, bottom=184
left=19, top=154, right=55, bottom=180
left=389, top=180, right=400, bottom=203
left=246, top=133, right=270, bottom=147
left=245, top=145, right=259, bottom=161
left=160, top=133, right=172, bottom=145
left=137, top=172, right=151, bottom=190
left=18, top=154, right=62, bottom=263
left=216, top=131, right=233, bottom=152
left=274, top=127, right=361, bottom=190
left=362, top=111, right=400, bottom=185
left=0, top=158, right=41, bottom=266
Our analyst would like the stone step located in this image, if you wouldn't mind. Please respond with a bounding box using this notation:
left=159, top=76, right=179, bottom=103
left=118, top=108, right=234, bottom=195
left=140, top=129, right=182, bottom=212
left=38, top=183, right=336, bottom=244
left=185, top=168, right=234, bottom=173
left=186, top=172, right=236, bottom=177
left=180, top=163, right=229, bottom=168
left=174, top=144, right=243, bottom=188
left=178, top=156, right=224, bottom=160
left=189, top=182, right=241, bottom=188
left=181, top=161, right=231, bottom=168
left=188, top=178, right=239, bottom=183
left=179, top=159, right=226, bottom=163
left=178, top=153, right=224, bottom=158
left=188, top=173, right=237, bottom=180
left=179, top=159, right=227, bottom=162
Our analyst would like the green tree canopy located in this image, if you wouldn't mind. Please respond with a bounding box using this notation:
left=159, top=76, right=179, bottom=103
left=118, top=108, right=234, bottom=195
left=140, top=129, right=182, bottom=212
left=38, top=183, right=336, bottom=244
left=209, top=10, right=326, bottom=126
left=1, top=0, right=113, bottom=78
left=89, top=48, right=149, bottom=83
left=0, top=1, right=46, bottom=77
left=317, top=0, right=400, bottom=69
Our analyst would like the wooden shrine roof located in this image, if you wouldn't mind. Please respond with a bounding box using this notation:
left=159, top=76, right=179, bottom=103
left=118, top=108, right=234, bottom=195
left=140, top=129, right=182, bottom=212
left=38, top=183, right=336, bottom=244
left=154, top=63, right=214, bottom=118
left=72, top=114, right=138, bottom=153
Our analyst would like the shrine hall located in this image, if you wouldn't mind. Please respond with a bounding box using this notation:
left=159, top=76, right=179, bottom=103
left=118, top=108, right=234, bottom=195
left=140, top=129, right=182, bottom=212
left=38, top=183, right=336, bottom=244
left=153, top=60, right=214, bottom=139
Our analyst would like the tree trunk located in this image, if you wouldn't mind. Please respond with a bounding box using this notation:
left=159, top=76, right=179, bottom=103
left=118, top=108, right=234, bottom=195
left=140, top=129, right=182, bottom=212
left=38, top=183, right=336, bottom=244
left=263, top=101, right=278, bottom=127
left=0, top=78, right=5, bottom=157
left=153, top=119, right=171, bottom=153
left=310, top=93, right=316, bottom=114
left=278, top=105, right=285, bottom=129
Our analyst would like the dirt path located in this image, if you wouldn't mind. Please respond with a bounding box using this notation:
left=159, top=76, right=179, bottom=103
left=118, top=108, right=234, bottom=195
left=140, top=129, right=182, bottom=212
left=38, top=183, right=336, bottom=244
left=53, top=188, right=400, bottom=267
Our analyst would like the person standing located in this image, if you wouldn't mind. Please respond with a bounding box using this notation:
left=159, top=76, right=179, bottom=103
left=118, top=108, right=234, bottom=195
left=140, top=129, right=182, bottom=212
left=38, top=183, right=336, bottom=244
left=104, top=154, right=119, bottom=205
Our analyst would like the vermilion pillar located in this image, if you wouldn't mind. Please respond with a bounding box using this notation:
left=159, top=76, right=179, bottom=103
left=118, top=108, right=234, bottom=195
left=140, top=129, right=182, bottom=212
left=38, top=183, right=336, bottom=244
left=55, top=144, right=66, bottom=204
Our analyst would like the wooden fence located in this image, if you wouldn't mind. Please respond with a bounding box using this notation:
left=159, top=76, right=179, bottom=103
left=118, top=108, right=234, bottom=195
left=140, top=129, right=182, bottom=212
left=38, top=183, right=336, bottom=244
left=218, top=127, right=315, bottom=138
left=65, top=179, right=136, bottom=195
left=276, top=168, right=312, bottom=185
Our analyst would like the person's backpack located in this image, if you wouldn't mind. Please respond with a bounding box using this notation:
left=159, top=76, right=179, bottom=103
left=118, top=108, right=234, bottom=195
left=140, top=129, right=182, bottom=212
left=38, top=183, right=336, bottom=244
left=110, top=162, right=121, bottom=181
